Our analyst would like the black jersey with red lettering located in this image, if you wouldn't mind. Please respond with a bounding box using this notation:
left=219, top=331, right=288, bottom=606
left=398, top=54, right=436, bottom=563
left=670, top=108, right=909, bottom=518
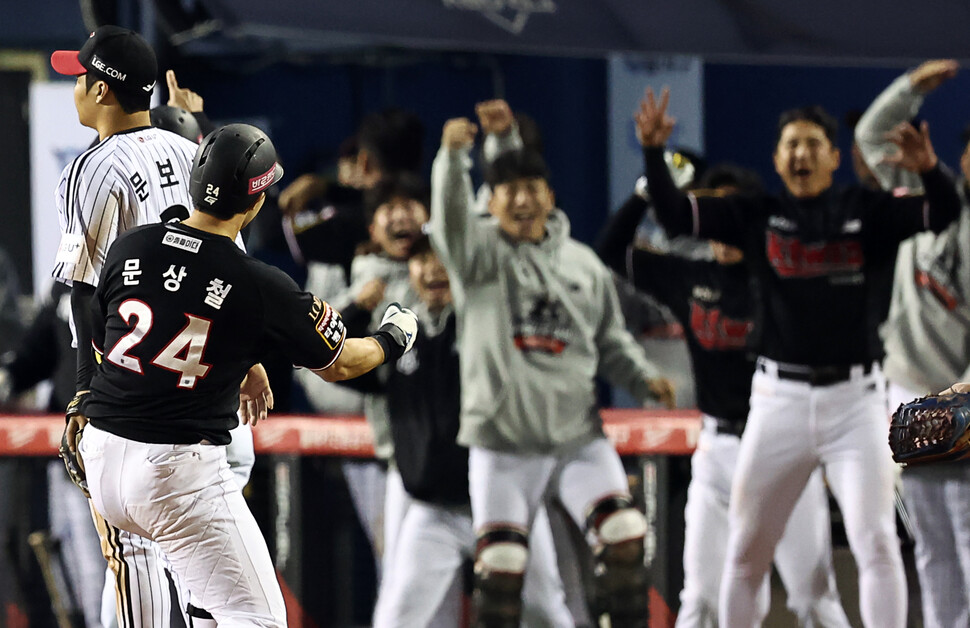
left=644, top=147, right=961, bottom=366
left=87, top=221, right=346, bottom=445
left=597, top=196, right=756, bottom=424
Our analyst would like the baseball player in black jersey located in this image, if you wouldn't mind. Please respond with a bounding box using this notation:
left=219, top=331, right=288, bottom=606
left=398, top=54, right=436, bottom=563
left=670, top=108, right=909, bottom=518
left=597, top=172, right=850, bottom=626
left=63, top=123, right=418, bottom=627
left=637, top=87, right=961, bottom=627
left=50, top=28, right=235, bottom=628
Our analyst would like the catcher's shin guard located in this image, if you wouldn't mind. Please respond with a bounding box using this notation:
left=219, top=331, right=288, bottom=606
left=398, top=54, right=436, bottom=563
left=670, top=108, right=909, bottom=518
left=472, top=527, right=528, bottom=628
left=588, top=496, right=650, bottom=628
left=890, top=392, right=970, bottom=464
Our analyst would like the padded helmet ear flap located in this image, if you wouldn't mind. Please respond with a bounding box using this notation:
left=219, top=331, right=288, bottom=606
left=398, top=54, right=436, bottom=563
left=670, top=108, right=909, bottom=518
left=190, top=123, right=284, bottom=218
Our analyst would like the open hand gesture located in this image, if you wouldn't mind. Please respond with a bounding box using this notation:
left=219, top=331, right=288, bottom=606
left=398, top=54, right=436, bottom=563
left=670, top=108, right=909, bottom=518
left=883, top=120, right=938, bottom=173
left=634, top=87, right=677, bottom=148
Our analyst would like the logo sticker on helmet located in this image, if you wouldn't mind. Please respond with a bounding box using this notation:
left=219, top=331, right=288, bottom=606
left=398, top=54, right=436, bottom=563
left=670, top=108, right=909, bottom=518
left=249, top=164, right=277, bottom=194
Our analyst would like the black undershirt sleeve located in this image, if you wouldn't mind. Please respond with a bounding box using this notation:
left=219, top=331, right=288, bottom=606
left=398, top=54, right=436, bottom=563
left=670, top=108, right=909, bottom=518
left=337, top=302, right=374, bottom=337
left=643, top=147, right=694, bottom=237
left=920, top=163, right=961, bottom=233
left=595, top=194, right=651, bottom=276
left=4, top=301, right=59, bottom=394
left=71, top=282, right=97, bottom=392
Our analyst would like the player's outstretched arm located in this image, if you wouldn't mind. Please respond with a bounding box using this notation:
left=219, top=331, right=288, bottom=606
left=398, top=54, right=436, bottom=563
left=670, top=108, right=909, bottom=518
left=313, top=303, right=417, bottom=383
left=316, top=337, right=387, bottom=382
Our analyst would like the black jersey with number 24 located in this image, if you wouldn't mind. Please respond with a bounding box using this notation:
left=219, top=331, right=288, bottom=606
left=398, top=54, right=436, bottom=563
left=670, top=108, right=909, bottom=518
left=86, top=222, right=346, bottom=445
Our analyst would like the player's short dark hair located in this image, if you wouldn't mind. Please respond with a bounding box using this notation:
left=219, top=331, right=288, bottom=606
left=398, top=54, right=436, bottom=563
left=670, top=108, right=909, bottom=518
left=407, top=234, right=435, bottom=260
left=697, top=163, right=764, bottom=195
left=358, top=108, right=424, bottom=175
left=776, top=105, right=838, bottom=147
left=364, top=172, right=430, bottom=223
left=485, top=149, right=550, bottom=188
left=84, top=73, right=150, bottom=115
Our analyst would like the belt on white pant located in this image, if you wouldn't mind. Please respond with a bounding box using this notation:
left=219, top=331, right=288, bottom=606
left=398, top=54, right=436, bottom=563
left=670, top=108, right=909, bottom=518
left=757, top=357, right=877, bottom=387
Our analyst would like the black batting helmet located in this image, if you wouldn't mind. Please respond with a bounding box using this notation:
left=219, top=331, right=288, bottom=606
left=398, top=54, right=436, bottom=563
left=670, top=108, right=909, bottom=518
left=150, top=105, right=202, bottom=143
left=190, top=124, right=284, bottom=219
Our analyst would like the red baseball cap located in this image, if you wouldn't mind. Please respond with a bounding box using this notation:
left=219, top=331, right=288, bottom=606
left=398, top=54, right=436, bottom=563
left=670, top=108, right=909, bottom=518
left=51, top=26, right=157, bottom=97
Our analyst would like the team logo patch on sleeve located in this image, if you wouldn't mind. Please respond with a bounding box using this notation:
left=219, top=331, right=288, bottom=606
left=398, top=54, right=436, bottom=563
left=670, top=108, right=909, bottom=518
left=314, top=302, right=346, bottom=350
left=54, top=233, right=85, bottom=266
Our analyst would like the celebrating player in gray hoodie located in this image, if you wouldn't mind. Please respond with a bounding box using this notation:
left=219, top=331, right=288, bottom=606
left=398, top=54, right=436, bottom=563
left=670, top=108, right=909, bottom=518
left=429, top=99, right=675, bottom=628
left=855, top=59, right=970, bottom=628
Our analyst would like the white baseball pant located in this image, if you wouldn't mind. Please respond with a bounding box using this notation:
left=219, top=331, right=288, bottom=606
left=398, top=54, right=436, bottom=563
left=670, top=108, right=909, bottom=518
left=720, top=361, right=905, bottom=628
left=889, top=381, right=970, bottom=628
left=373, top=501, right=572, bottom=628
left=80, top=424, right=284, bottom=628
left=675, top=416, right=849, bottom=627
left=48, top=461, right=106, bottom=628
left=97, top=422, right=256, bottom=628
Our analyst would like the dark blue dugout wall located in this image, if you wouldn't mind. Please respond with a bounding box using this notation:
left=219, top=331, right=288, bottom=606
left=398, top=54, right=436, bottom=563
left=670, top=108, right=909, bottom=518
left=704, top=63, right=970, bottom=191
left=172, top=55, right=609, bottom=244
left=171, top=56, right=970, bottom=252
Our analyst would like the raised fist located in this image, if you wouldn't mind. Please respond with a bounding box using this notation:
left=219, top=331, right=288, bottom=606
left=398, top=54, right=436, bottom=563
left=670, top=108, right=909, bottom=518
left=475, top=99, right=515, bottom=136
left=442, top=118, right=478, bottom=151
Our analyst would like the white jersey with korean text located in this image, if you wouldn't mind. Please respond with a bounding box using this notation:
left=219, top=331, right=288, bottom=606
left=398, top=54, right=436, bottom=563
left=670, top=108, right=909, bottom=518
left=53, top=126, right=198, bottom=287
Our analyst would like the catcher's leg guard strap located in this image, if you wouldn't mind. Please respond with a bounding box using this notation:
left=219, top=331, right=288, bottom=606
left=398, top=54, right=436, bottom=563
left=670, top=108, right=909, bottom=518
left=473, top=528, right=528, bottom=628
left=589, top=497, right=650, bottom=628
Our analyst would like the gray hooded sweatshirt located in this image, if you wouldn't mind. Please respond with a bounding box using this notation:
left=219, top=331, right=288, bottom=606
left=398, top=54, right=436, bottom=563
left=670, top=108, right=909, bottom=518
left=857, top=73, right=970, bottom=393
left=429, top=146, right=660, bottom=454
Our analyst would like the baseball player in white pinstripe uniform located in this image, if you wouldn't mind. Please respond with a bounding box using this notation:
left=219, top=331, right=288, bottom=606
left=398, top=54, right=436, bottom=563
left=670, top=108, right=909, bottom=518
left=51, top=26, right=266, bottom=628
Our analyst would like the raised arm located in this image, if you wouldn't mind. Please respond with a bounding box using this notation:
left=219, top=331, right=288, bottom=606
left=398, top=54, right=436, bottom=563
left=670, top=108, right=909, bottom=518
left=635, top=88, right=745, bottom=245
left=856, top=60, right=958, bottom=191
left=477, top=99, right=524, bottom=164
left=595, top=192, right=686, bottom=307
left=595, top=194, right=651, bottom=276
left=429, top=118, right=498, bottom=283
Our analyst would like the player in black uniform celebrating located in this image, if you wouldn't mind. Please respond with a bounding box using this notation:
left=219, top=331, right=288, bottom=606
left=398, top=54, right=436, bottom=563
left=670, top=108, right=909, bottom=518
left=636, top=88, right=960, bottom=628
left=66, top=123, right=418, bottom=628
left=597, top=168, right=850, bottom=626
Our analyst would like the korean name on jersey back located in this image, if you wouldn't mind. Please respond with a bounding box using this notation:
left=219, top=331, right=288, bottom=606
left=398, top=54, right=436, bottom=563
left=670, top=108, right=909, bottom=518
left=53, top=128, right=199, bottom=286
left=87, top=223, right=346, bottom=444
